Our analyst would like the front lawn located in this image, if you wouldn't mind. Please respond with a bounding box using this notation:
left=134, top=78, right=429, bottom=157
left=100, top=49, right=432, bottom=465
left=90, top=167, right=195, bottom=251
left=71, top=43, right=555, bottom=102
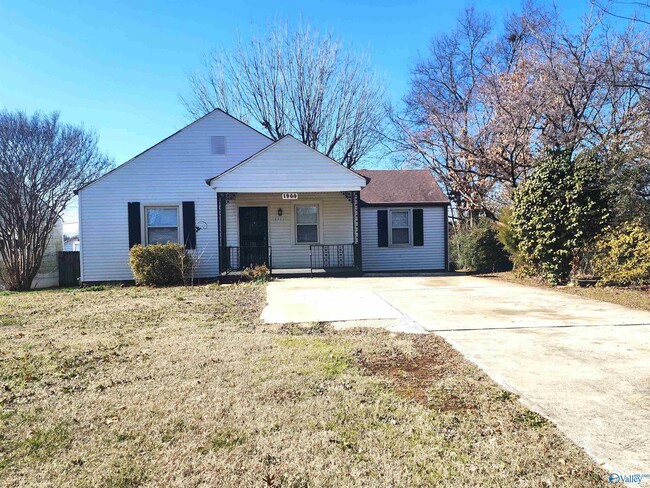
left=0, top=284, right=606, bottom=486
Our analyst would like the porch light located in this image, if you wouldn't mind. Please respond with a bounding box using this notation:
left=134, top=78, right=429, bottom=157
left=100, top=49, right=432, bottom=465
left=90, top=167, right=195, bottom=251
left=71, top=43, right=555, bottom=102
left=277, top=208, right=283, bottom=217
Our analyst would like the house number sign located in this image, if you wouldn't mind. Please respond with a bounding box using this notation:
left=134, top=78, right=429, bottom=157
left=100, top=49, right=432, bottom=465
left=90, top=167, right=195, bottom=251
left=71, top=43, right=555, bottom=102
left=282, top=193, right=298, bottom=200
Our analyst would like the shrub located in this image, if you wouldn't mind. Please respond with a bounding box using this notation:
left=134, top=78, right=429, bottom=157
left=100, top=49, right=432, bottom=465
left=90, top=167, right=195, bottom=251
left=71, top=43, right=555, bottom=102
left=592, top=221, right=650, bottom=286
left=129, top=243, right=193, bottom=286
left=606, top=154, right=650, bottom=228
left=512, top=150, right=609, bottom=284
left=450, top=218, right=511, bottom=273
left=496, top=207, right=520, bottom=267
left=241, top=264, right=270, bottom=283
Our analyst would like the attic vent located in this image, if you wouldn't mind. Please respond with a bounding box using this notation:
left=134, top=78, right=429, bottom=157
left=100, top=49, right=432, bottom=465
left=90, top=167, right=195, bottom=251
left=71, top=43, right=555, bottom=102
left=211, top=136, right=226, bottom=155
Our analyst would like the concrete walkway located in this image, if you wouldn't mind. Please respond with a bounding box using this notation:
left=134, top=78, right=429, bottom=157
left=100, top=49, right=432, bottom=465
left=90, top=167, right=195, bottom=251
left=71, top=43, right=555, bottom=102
left=262, top=275, right=650, bottom=480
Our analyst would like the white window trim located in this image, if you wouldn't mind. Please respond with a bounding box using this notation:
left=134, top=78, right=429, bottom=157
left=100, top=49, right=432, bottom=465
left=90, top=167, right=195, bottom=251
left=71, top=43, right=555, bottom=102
left=388, top=208, right=412, bottom=247
left=294, top=203, right=320, bottom=245
left=143, top=205, right=182, bottom=246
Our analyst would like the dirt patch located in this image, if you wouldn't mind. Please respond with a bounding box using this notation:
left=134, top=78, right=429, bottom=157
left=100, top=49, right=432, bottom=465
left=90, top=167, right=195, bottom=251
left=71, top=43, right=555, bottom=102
left=358, top=334, right=473, bottom=410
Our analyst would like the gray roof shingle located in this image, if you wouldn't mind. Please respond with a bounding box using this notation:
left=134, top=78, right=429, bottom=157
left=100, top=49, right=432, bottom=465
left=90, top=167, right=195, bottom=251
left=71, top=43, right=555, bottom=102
left=356, top=169, right=449, bottom=205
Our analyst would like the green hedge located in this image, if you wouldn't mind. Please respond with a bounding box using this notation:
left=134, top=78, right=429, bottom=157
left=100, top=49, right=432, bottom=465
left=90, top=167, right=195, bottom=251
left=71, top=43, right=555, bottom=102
left=129, top=243, right=193, bottom=286
left=450, top=218, right=511, bottom=273
left=592, top=222, right=650, bottom=286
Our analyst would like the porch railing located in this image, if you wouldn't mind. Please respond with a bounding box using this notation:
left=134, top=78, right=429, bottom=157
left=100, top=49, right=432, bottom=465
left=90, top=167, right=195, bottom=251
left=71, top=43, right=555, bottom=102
left=309, top=244, right=360, bottom=276
left=220, top=246, right=272, bottom=274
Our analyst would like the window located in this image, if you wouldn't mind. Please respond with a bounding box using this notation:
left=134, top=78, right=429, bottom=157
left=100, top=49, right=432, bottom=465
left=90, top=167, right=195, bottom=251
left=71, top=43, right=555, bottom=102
left=295, top=205, right=318, bottom=243
left=211, top=136, right=226, bottom=155
left=390, top=209, right=410, bottom=245
left=145, top=207, right=179, bottom=245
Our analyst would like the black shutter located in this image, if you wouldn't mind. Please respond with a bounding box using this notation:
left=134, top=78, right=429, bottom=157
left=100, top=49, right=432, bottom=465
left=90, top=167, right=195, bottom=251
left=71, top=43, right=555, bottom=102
left=413, top=209, right=424, bottom=246
left=377, top=210, right=388, bottom=247
left=182, top=201, right=196, bottom=249
left=128, top=202, right=141, bottom=248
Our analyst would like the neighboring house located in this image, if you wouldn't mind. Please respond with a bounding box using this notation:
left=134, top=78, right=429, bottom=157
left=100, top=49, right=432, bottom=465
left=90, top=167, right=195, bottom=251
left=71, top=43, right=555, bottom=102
left=75, top=110, right=449, bottom=283
left=0, top=219, right=63, bottom=290
left=64, top=235, right=80, bottom=251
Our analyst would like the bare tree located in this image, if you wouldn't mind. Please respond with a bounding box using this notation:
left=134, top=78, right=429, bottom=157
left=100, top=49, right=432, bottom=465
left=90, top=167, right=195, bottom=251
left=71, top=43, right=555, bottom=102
left=181, top=22, right=386, bottom=168
left=394, top=3, right=649, bottom=223
left=593, top=0, right=650, bottom=25
left=391, top=7, right=519, bottom=223
left=0, top=111, right=111, bottom=291
left=593, top=1, right=650, bottom=90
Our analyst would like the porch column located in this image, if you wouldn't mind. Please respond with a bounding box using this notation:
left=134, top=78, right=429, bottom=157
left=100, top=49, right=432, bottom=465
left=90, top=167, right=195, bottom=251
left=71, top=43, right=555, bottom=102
left=216, top=193, right=224, bottom=274
left=353, top=191, right=362, bottom=271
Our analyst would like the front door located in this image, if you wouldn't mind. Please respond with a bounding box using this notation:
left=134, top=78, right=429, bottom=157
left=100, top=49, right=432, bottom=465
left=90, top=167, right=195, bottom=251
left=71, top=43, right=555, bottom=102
left=238, top=207, right=269, bottom=268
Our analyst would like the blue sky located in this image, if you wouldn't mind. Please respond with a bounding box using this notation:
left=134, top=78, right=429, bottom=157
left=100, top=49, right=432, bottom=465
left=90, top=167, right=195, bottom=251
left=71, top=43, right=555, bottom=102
left=0, top=0, right=591, bottom=231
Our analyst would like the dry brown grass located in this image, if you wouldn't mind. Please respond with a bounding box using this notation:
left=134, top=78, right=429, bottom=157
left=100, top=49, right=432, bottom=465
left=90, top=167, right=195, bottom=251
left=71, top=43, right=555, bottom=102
left=0, top=284, right=607, bottom=487
left=482, top=271, right=650, bottom=312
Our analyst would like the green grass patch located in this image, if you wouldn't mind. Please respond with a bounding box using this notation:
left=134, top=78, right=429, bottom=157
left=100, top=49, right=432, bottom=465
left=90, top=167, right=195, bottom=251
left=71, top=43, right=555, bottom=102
left=115, top=431, right=137, bottom=443
left=516, top=411, right=548, bottom=429
left=0, top=314, right=22, bottom=327
left=1, top=423, right=71, bottom=471
left=0, top=353, right=45, bottom=390
left=101, top=461, right=147, bottom=488
left=25, top=424, right=71, bottom=458
left=277, top=336, right=352, bottom=379
left=209, top=427, right=247, bottom=450
left=61, top=285, right=109, bottom=293
left=160, top=417, right=187, bottom=444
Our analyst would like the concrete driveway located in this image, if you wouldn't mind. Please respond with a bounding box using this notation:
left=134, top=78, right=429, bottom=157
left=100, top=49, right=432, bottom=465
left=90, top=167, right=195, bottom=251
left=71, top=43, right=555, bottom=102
left=262, top=275, right=650, bottom=479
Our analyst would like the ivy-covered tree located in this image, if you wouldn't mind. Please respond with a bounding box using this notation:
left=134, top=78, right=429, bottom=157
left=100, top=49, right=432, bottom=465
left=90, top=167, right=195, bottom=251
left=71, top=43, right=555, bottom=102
left=512, top=150, right=609, bottom=284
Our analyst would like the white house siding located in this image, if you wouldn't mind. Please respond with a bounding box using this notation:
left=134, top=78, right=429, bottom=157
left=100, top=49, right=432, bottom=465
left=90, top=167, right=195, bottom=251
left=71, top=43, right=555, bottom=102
left=225, top=192, right=353, bottom=269
left=360, top=206, right=447, bottom=272
left=211, top=136, right=367, bottom=193
left=78, top=110, right=271, bottom=282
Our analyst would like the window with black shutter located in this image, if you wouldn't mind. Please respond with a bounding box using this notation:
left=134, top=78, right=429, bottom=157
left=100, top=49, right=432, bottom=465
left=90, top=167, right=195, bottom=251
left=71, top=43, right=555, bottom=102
left=413, top=209, right=424, bottom=246
left=377, top=210, right=388, bottom=247
left=182, top=201, right=196, bottom=249
left=128, top=202, right=141, bottom=248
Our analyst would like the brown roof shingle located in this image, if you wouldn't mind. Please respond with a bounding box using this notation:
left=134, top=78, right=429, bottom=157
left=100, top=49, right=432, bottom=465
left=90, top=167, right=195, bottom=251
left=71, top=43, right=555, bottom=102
left=356, top=169, right=449, bottom=205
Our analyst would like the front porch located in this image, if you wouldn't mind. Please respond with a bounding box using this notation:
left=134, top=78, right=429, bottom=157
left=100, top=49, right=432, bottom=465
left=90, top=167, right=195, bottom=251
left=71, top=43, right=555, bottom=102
left=218, top=265, right=362, bottom=280
left=217, top=191, right=362, bottom=276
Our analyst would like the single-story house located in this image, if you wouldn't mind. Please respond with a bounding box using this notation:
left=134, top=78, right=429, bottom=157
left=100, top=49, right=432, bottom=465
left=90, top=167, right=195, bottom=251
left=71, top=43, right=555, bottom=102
left=75, top=109, right=449, bottom=283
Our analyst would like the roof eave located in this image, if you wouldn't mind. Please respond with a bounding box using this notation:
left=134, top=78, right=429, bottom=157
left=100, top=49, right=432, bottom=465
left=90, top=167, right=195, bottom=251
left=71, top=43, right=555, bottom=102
left=360, top=201, right=450, bottom=207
